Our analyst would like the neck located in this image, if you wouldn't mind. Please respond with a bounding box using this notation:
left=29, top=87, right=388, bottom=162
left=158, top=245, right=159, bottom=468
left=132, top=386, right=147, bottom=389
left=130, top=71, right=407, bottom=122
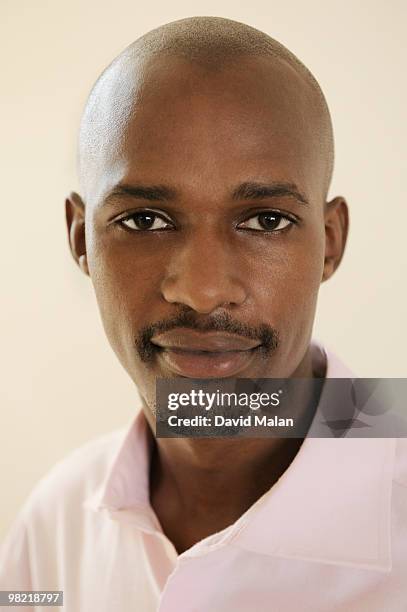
left=150, top=436, right=305, bottom=553
left=148, top=344, right=322, bottom=554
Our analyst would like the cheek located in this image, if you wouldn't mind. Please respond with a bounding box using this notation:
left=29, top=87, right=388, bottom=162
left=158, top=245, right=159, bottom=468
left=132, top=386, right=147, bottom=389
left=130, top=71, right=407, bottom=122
left=85, top=225, right=165, bottom=361
left=249, top=227, right=325, bottom=330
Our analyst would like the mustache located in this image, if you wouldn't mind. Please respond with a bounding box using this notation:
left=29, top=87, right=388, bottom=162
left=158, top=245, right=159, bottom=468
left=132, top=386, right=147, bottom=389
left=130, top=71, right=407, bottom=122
left=135, top=309, right=280, bottom=363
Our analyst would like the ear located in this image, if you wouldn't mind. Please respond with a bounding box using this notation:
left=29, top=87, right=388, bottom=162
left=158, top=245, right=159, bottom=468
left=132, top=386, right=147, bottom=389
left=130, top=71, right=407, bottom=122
left=322, top=196, right=349, bottom=282
left=65, top=192, right=89, bottom=276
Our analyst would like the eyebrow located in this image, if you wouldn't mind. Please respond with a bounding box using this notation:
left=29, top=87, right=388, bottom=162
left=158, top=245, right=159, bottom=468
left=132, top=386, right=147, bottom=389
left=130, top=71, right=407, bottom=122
left=103, top=184, right=177, bottom=204
left=102, top=180, right=309, bottom=207
left=232, top=181, right=309, bottom=205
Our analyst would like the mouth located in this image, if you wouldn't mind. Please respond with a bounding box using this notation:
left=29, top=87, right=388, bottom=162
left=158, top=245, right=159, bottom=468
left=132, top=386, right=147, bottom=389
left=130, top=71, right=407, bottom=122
left=151, top=330, right=262, bottom=378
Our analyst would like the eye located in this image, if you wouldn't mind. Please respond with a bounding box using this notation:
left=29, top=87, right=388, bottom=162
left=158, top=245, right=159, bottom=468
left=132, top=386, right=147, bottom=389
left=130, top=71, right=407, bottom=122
left=238, top=212, right=294, bottom=232
left=118, top=211, right=173, bottom=231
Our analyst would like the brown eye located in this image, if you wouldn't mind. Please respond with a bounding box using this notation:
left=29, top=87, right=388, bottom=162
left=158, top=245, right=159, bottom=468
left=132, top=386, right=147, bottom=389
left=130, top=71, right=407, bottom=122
left=238, top=212, right=292, bottom=232
left=120, top=212, right=171, bottom=231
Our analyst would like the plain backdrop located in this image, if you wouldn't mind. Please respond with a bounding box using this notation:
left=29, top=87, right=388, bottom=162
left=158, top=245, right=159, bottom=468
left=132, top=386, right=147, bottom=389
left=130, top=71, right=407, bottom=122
left=1, top=0, right=406, bottom=539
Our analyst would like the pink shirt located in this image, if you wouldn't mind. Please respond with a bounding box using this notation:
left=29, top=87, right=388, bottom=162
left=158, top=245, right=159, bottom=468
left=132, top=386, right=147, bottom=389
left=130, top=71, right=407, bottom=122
left=1, top=344, right=406, bottom=611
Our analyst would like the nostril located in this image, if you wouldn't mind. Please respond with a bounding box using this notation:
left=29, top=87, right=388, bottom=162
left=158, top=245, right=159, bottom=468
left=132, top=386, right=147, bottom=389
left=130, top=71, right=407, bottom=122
left=160, top=273, right=247, bottom=313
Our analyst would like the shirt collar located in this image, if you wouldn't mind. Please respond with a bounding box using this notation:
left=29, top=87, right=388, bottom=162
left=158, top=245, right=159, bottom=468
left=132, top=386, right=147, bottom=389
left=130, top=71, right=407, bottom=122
left=85, top=342, right=396, bottom=570
left=84, top=411, right=161, bottom=532
left=227, top=435, right=395, bottom=571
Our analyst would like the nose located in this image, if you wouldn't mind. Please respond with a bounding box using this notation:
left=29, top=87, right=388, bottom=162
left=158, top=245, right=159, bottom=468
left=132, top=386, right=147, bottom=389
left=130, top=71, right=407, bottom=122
left=160, top=231, right=247, bottom=314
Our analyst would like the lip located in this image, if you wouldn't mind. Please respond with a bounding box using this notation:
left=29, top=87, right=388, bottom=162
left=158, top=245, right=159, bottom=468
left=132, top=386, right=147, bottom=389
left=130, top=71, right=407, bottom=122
left=152, top=329, right=261, bottom=352
left=151, top=329, right=261, bottom=378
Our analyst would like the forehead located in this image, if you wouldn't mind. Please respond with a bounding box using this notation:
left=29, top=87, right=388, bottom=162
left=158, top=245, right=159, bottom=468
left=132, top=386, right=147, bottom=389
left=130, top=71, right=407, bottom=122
left=86, top=54, right=325, bottom=206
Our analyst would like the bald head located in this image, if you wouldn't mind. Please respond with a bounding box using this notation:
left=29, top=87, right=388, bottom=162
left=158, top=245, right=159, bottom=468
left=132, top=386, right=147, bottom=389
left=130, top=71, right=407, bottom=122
left=78, top=16, right=334, bottom=203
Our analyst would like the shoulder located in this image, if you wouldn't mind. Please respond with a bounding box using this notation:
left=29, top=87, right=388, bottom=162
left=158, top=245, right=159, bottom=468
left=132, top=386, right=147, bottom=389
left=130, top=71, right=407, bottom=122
left=0, top=426, right=131, bottom=588
left=18, top=426, right=128, bottom=527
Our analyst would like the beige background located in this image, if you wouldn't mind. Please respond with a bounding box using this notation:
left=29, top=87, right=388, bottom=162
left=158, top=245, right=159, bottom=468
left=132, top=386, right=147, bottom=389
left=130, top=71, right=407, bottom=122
left=1, top=0, right=406, bottom=539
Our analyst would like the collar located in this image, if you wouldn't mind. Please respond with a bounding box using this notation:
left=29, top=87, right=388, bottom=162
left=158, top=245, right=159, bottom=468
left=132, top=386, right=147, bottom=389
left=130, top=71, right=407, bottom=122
left=226, top=435, right=395, bottom=571
left=84, top=412, right=161, bottom=533
left=84, top=342, right=396, bottom=570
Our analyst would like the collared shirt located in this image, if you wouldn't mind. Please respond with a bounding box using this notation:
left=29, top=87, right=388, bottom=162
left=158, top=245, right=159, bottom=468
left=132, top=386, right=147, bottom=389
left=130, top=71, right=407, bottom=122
left=1, top=343, right=406, bottom=611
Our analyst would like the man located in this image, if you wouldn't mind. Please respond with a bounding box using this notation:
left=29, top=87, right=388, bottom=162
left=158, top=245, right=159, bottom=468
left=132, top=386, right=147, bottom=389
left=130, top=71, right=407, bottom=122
left=1, top=16, right=405, bottom=611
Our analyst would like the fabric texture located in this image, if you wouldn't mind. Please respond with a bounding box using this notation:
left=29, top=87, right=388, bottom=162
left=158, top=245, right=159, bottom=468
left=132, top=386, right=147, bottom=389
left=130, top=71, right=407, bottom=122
left=1, top=343, right=406, bottom=611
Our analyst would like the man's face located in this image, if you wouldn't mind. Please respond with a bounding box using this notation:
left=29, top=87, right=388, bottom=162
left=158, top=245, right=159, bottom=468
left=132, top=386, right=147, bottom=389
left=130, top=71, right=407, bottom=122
left=68, top=55, right=347, bottom=412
